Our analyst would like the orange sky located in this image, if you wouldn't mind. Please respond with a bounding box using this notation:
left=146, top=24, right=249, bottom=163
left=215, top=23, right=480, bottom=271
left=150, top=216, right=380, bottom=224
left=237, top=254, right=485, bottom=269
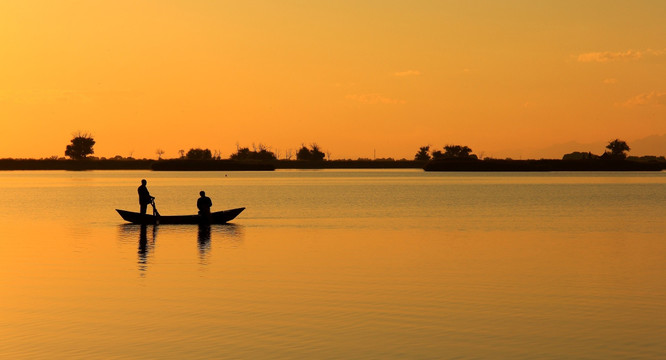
left=1, top=1, right=665, bottom=159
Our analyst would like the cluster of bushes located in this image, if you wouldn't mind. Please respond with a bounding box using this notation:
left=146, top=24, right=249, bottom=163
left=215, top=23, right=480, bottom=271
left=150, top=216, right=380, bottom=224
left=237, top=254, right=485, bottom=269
left=156, top=143, right=327, bottom=162
left=562, top=139, right=633, bottom=161
left=229, top=144, right=277, bottom=161
left=417, top=139, right=642, bottom=163
left=414, top=145, right=478, bottom=161
left=226, top=143, right=326, bottom=161
left=295, top=144, right=326, bottom=161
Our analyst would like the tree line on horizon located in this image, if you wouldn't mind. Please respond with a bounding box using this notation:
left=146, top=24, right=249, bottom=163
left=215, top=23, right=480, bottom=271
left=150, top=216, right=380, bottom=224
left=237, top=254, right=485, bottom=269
left=18, top=133, right=662, bottom=163
left=183, top=143, right=327, bottom=161
left=59, top=133, right=331, bottom=162
left=413, top=139, right=656, bottom=162
left=414, top=145, right=478, bottom=161
left=562, top=139, right=631, bottom=160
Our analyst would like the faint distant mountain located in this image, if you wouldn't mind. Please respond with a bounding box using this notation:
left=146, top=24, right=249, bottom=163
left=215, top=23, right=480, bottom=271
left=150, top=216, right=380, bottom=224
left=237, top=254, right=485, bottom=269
left=630, top=134, right=666, bottom=156
left=496, top=141, right=605, bottom=160
left=498, top=134, right=666, bottom=159
left=524, top=141, right=605, bottom=159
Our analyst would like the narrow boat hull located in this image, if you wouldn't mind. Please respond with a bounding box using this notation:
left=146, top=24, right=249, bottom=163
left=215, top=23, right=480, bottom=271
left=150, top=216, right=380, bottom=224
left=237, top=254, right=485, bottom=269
left=116, top=207, right=245, bottom=225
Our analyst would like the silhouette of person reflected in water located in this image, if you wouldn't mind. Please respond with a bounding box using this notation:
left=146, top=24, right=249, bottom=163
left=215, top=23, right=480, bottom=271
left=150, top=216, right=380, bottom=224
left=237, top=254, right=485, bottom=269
left=197, top=223, right=211, bottom=263
left=197, top=191, right=212, bottom=218
left=138, top=179, right=155, bottom=215
left=137, top=224, right=157, bottom=273
left=138, top=224, right=149, bottom=263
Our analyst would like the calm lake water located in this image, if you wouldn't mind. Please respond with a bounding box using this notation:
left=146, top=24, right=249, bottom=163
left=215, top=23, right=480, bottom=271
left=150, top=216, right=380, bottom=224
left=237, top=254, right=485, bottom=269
left=1, top=169, right=665, bottom=359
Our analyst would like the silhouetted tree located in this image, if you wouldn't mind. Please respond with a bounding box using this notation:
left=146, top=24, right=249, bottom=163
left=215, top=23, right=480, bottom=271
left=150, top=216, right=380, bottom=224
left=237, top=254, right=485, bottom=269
left=231, top=147, right=251, bottom=160
left=296, top=145, right=311, bottom=160
left=562, top=151, right=599, bottom=160
left=230, top=144, right=277, bottom=161
left=156, top=149, right=165, bottom=160
left=430, top=145, right=477, bottom=160
left=310, top=143, right=325, bottom=161
left=414, top=146, right=431, bottom=161
left=442, top=145, right=475, bottom=159
left=186, top=148, right=213, bottom=160
left=603, top=139, right=630, bottom=160
left=257, top=149, right=277, bottom=161
left=296, top=143, right=326, bottom=161
left=431, top=150, right=444, bottom=160
left=65, top=132, right=95, bottom=159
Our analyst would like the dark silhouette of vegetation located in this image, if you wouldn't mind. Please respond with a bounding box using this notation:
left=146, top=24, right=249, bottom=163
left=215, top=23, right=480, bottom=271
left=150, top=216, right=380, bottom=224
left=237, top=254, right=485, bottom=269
left=274, top=159, right=422, bottom=169
left=425, top=159, right=663, bottom=172
left=296, top=144, right=326, bottom=161
left=0, top=159, right=154, bottom=170
left=435, top=145, right=477, bottom=160
left=186, top=148, right=212, bottom=160
left=602, top=139, right=630, bottom=160
left=230, top=144, right=277, bottom=161
left=426, top=138, right=666, bottom=172
left=414, top=146, right=431, bottom=161
left=562, top=152, right=599, bottom=160
left=65, top=132, right=95, bottom=159
left=627, top=155, right=666, bottom=163
left=151, top=160, right=274, bottom=171
left=444, top=145, right=476, bottom=159
left=6, top=134, right=666, bottom=172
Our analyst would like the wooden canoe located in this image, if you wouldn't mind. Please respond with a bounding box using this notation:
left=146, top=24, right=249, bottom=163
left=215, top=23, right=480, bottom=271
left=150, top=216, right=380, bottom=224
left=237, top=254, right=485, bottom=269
left=116, top=207, right=245, bottom=225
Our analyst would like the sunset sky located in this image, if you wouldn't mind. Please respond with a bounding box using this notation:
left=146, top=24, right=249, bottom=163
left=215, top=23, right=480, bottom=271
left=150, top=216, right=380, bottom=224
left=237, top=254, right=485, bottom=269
left=1, top=1, right=665, bottom=159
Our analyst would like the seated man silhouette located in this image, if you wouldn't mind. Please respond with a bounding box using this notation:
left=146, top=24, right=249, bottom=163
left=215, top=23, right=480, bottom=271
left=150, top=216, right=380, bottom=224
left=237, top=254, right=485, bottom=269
left=197, top=191, right=213, bottom=217
left=138, top=179, right=155, bottom=215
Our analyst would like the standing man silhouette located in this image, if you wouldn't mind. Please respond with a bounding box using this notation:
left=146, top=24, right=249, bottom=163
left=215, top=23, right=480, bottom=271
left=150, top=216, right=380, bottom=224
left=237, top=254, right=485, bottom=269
left=138, top=179, right=155, bottom=215
left=197, top=191, right=213, bottom=216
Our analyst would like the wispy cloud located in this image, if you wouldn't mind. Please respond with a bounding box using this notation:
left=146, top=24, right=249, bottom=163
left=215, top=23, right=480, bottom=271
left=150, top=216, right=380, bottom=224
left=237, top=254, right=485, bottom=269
left=618, top=91, right=666, bottom=107
left=577, top=48, right=665, bottom=63
left=346, top=93, right=406, bottom=105
left=577, top=50, right=643, bottom=62
left=393, top=70, right=421, bottom=77
left=603, top=78, right=618, bottom=85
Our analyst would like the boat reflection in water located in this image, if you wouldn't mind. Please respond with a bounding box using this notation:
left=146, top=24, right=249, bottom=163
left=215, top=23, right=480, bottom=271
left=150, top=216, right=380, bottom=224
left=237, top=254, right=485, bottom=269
left=118, top=223, right=243, bottom=271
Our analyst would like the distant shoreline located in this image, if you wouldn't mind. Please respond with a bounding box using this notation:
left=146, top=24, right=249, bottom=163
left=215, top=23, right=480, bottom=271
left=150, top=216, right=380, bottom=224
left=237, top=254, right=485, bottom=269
left=0, top=158, right=664, bottom=171
left=0, top=159, right=155, bottom=171
left=424, top=159, right=665, bottom=171
left=0, top=159, right=425, bottom=171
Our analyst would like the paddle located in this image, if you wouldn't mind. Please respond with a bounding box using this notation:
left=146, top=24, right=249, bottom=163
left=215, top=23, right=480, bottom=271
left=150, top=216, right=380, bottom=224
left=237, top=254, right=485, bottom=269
left=151, top=198, right=161, bottom=217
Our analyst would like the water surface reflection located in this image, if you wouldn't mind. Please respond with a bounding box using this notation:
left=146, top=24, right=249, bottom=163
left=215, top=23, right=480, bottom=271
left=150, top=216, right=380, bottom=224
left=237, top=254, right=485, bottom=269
left=198, top=224, right=211, bottom=265
left=3, top=171, right=666, bottom=359
left=138, top=225, right=157, bottom=272
left=118, top=223, right=244, bottom=270
left=197, top=224, right=244, bottom=264
left=118, top=224, right=157, bottom=274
